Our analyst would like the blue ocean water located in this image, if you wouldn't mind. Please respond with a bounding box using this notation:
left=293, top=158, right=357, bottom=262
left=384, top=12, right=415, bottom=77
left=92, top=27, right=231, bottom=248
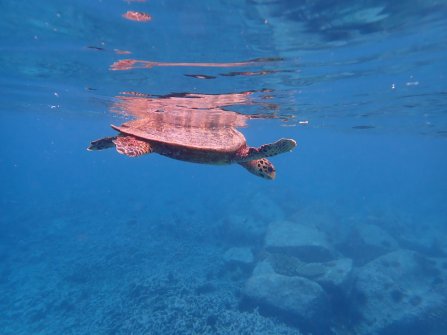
left=1, top=0, right=446, bottom=334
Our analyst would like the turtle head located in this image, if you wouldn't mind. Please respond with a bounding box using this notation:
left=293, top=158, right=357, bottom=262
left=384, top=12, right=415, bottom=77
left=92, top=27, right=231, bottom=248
left=239, top=158, right=276, bottom=180
left=87, top=136, right=117, bottom=151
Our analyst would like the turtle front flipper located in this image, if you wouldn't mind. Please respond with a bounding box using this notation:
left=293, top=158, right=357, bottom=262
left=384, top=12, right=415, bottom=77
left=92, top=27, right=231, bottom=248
left=88, top=136, right=117, bottom=151
left=239, top=158, right=276, bottom=180
left=113, top=136, right=153, bottom=157
left=241, top=138, right=297, bottom=161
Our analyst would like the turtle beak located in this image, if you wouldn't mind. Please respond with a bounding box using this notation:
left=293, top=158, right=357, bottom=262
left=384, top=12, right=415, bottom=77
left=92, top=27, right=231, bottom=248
left=87, top=136, right=117, bottom=151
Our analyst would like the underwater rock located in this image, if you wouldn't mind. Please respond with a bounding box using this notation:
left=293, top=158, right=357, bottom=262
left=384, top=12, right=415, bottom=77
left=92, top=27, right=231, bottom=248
left=316, top=258, right=353, bottom=288
left=356, top=223, right=398, bottom=249
left=244, top=269, right=329, bottom=331
left=220, top=214, right=269, bottom=245
left=269, top=253, right=327, bottom=278
left=338, top=223, right=398, bottom=265
left=353, top=249, right=447, bottom=335
left=266, top=254, right=353, bottom=289
left=396, top=220, right=447, bottom=258
left=251, top=260, right=276, bottom=276
left=265, top=221, right=335, bottom=262
left=288, top=205, right=344, bottom=243
left=249, top=192, right=285, bottom=223
left=223, top=247, right=254, bottom=265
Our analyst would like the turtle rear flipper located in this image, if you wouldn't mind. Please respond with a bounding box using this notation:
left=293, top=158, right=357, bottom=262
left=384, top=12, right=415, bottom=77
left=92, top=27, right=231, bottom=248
left=88, top=136, right=117, bottom=151
left=239, top=158, right=276, bottom=180
left=113, top=136, right=152, bottom=157
left=242, top=138, right=297, bottom=161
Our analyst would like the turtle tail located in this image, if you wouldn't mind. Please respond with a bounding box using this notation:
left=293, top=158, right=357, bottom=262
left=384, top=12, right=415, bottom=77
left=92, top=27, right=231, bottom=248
left=87, top=136, right=117, bottom=151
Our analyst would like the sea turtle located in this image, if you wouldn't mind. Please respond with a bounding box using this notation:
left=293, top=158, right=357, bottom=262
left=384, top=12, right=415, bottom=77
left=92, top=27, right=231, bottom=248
left=88, top=115, right=296, bottom=180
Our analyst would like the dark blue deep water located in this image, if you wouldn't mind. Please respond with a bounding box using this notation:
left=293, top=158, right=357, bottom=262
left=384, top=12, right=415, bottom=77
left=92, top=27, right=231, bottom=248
left=1, top=1, right=447, bottom=334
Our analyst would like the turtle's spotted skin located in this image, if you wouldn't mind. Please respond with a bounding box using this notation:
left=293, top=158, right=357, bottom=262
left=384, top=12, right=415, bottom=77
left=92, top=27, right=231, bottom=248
left=88, top=113, right=296, bottom=179
left=114, top=136, right=152, bottom=157
left=239, top=158, right=276, bottom=179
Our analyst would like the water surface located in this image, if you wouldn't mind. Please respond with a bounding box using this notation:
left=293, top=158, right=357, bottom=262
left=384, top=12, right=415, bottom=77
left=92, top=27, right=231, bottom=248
left=1, top=1, right=447, bottom=334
